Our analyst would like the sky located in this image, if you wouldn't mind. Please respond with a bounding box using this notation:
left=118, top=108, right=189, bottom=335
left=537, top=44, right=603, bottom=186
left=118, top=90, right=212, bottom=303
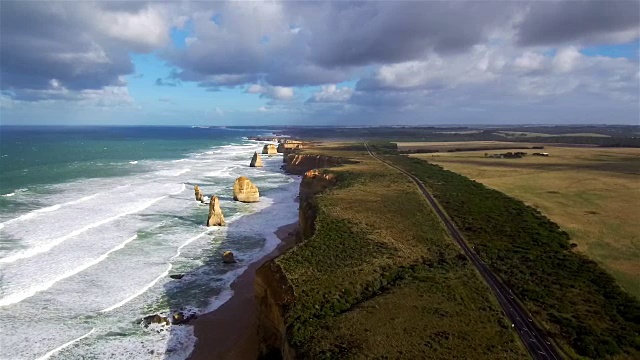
left=0, top=0, right=639, bottom=126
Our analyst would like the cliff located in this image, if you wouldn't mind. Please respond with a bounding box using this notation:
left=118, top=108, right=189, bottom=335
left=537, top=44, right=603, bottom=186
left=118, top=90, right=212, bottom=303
left=298, top=170, right=336, bottom=240
left=255, top=166, right=339, bottom=359
left=282, top=153, right=349, bottom=175
left=255, top=260, right=296, bottom=359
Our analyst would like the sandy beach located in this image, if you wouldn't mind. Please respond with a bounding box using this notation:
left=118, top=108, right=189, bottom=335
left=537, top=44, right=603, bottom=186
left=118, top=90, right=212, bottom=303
left=188, top=222, right=298, bottom=360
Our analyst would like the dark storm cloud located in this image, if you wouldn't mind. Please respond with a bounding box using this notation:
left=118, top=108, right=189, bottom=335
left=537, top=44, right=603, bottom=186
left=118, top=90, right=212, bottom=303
left=297, top=1, right=516, bottom=67
left=0, top=1, right=133, bottom=94
left=518, top=0, right=640, bottom=46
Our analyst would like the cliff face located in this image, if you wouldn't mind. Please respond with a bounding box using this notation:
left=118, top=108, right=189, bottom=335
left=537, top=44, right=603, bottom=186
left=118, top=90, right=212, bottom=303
left=298, top=170, right=336, bottom=240
left=255, top=166, right=339, bottom=359
left=282, top=154, right=347, bottom=175
left=255, top=260, right=296, bottom=360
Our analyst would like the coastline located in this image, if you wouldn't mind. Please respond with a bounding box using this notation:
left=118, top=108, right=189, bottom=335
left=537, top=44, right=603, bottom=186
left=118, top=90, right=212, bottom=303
left=188, top=222, right=298, bottom=360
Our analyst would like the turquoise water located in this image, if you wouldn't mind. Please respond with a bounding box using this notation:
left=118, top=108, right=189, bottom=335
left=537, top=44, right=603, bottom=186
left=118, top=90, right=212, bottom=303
left=0, top=126, right=300, bottom=359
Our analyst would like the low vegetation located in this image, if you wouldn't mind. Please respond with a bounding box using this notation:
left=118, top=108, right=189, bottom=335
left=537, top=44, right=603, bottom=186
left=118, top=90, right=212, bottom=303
left=384, top=152, right=640, bottom=359
left=275, top=145, right=526, bottom=358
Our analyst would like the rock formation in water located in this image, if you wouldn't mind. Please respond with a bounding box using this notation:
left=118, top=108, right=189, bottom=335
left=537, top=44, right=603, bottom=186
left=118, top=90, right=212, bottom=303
left=262, top=144, right=278, bottom=155
left=223, top=250, right=236, bottom=263
left=142, top=314, right=170, bottom=327
left=233, top=176, right=260, bottom=202
left=207, top=196, right=226, bottom=226
left=194, top=185, right=204, bottom=202
left=250, top=151, right=264, bottom=167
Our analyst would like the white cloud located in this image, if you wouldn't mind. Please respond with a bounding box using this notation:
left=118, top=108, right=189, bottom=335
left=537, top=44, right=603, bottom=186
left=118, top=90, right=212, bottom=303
left=552, top=46, right=582, bottom=73
left=246, top=84, right=294, bottom=100
left=92, top=5, right=172, bottom=51
left=310, top=84, right=354, bottom=102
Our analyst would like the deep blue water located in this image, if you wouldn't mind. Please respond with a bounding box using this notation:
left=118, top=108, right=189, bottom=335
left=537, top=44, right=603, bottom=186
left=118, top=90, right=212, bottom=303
left=0, top=126, right=247, bottom=194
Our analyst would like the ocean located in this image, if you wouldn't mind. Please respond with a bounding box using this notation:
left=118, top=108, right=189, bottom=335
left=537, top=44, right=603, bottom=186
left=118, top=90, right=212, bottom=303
left=0, top=126, right=300, bottom=359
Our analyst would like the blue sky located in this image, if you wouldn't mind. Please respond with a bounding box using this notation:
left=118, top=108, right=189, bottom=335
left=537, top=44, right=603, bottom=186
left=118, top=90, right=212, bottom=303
left=1, top=1, right=638, bottom=126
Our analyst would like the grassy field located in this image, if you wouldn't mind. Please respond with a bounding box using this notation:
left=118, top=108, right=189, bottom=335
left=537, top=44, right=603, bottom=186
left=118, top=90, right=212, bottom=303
left=409, top=144, right=640, bottom=299
left=384, top=150, right=640, bottom=359
left=275, top=144, right=526, bottom=359
left=496, top=131, right=611, bottom=138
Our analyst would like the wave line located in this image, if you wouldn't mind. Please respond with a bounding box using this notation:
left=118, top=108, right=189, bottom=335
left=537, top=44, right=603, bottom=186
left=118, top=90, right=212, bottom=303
left=0, top=235, right=138, bottom=307
left=0, top=196, right=166, bottom=264
left=34, top=328, right=96, bottom=360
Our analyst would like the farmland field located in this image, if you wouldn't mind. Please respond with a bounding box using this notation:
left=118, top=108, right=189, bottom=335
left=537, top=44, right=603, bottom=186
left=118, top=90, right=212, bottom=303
left=410, top=144, right=640, bottom=298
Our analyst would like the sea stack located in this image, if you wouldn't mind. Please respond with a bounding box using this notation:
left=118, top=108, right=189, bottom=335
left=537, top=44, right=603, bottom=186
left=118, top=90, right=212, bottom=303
left=194, top=185, right=204, bottom=202
left=250, top=151, right=264, bottom=167
left=207, top=196, right=225, bottom=226
left=222, top=251, right=236, bottom=263
left=233, top=176, right=260, bottom=202
left=262, top=144, right=278, bottom=155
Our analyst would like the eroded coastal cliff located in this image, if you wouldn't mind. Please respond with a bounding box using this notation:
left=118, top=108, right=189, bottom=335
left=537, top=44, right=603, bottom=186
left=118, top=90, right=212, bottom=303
left=255, top=155, right=342, bottom=359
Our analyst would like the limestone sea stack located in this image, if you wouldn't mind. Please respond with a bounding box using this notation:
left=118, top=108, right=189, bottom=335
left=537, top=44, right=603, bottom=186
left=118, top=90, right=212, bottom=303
left=194, top=185, right=204, bottom=202
left=262, top=144, right=278, bottom=155
left=233, top=176, right=260, bottom=202
left=250, top=151, right=264, bottom=167
left=207, top=196, right=226, bottom=226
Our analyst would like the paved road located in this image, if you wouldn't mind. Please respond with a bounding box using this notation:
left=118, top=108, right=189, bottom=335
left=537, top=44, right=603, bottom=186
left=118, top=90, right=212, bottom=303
left=365, top=143, right=562, bottom=360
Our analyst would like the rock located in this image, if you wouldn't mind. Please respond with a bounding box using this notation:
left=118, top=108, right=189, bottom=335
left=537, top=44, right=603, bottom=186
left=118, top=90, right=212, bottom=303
left=142, top=314, right=170, bottom=327
left=170, top=311, right=196, bottom=325
left=194, top=185, right=204, bottom=202
left=223, top=250, right=236, bottom=263
left=207, top=196, right=226, bottom=226
left=233, top=176, right=260, bottom=202
left=262, top=144, right=278, bottom=155
left=169, top=274, right=184, bottom=280
left=250, top=151, right=264, bottom=167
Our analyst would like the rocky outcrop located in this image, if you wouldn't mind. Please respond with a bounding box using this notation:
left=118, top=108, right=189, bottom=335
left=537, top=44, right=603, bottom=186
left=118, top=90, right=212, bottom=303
left=142, top=310, right=197, bottom=327
left=277, top=141, right=305, bottom=154
left=233, top=176, right=260, bottom=202
left=194, top=185, right=204, bottom=202
left=222, top=251, right=236, bottom=263
left=283, top=154, right=350, bottom=175
left=143, top=314, right=170, bottom=327
left=207, top=196, right=225, bottom=226
left=250, top=151, right=264, bottom=167
left=262, top=144, right=278, bottom=155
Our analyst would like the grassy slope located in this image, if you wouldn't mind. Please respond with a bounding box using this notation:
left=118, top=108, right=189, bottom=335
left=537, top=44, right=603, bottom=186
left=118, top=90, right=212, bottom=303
left=413, top=146, right=640, bottom=299
left=385, top=152, right=640, bottom=359
left=276, top=145, right=526, bottom=359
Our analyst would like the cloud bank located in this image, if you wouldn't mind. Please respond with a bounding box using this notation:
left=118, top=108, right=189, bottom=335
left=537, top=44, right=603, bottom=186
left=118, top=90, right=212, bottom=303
left=1, top=0, right=638, bottom=124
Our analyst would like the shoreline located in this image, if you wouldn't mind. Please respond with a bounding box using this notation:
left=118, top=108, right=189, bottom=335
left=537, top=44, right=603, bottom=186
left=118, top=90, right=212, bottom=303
left=188, top=222, right=298, bottom=360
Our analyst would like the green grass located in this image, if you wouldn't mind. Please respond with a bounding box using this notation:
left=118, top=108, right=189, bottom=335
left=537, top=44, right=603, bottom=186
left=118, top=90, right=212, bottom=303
left=274, top=146, right=526, bottom=358
left=386, top=154, right=640, bottom=359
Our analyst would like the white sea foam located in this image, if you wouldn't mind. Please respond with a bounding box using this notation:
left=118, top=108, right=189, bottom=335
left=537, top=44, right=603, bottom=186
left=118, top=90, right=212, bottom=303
left=129, top=161, right=138, bottom=164
left=0, top=235, right=138, bottom=307
left=0, top=193, right=99, bottom=227
left=0, top=195, right=169, bottom=264
left=35, top=328, right=96, bottom=360
left=0, top=140, right=297, bottom=360
left=100, top=227, right=217, bottom=313
left=1, top=192, right=15, bottom=197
